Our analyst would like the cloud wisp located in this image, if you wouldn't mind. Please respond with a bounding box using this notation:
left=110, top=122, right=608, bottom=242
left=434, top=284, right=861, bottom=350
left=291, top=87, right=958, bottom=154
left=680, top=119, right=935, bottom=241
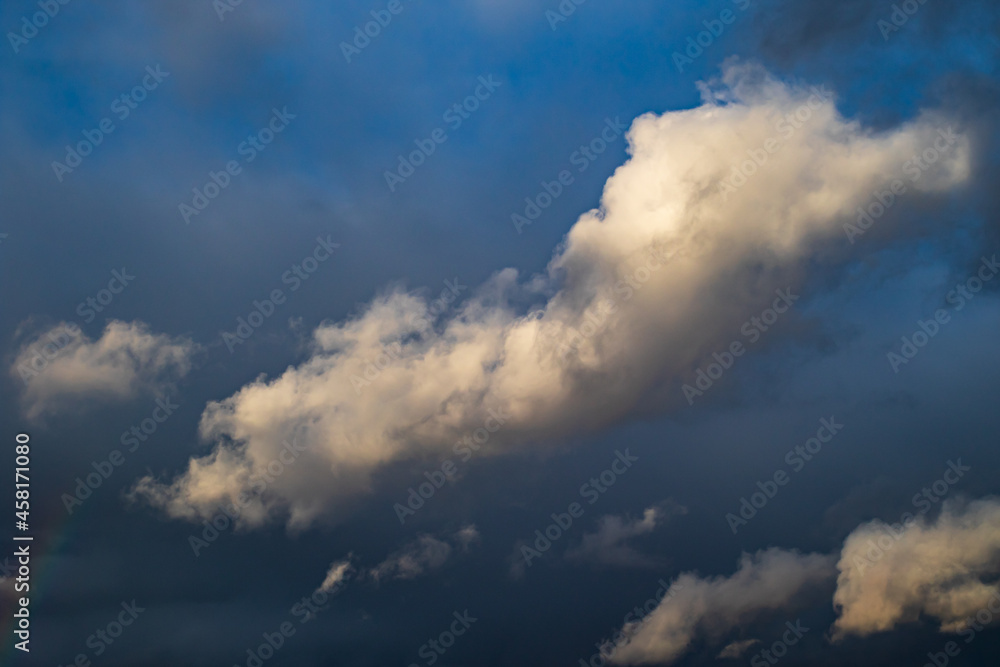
left=369, top=526, right=479, bottom=584
left=316, top=558, right=354, bottom=594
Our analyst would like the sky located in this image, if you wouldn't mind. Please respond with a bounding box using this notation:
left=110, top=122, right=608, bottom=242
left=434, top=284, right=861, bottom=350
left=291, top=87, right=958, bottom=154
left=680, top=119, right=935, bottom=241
left=1, top=1, right=1000, bottom=666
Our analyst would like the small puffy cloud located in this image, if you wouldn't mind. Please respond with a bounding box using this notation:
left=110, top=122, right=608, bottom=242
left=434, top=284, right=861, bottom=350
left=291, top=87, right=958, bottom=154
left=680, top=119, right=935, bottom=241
left=833, top=498, right=1000, bottom=639
left=12, top=320, right=198, bottom=420
left=134, top=63, right=971, bottom=529
left=316, top=558, right=353, bottom=594
left=454, top=524, right=481, bottom=551
left=369, top=526, right=477, bottom=583
left=567, top=503, right=685, bottom=568
left=609, top=548, right=835, bottom=665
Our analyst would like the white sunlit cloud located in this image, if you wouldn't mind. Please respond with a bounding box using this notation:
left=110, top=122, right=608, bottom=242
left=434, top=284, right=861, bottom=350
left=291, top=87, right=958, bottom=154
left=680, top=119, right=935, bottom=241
left=131, top=62, right=971, bottom=529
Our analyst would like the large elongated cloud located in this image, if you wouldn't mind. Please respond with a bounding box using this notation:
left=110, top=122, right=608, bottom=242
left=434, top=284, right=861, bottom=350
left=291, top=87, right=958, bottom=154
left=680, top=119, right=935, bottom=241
left=12, top=320, right=198, bottom=420
left=133, top=63, right=970, bottom=528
